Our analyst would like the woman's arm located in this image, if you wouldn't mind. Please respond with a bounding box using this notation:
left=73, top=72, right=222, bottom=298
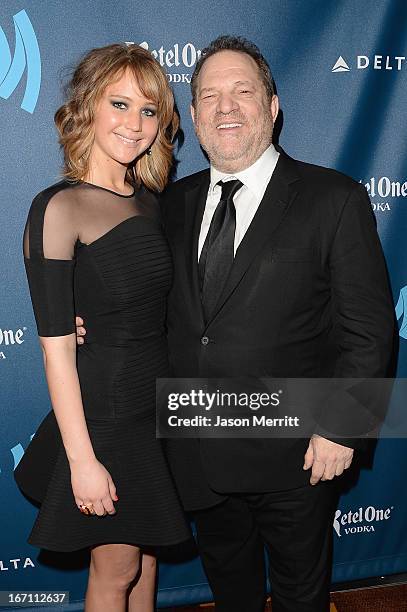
left=40, top=333, right=118, bottom=516
left=40, top=334, right=95, bottom=464
left=24, top=189, right=117, bottom=516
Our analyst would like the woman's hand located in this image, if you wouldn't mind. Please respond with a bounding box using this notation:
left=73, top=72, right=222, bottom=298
left=75, top=316, right=86, bottom=345
left=70, top=458, right=118, bottom=516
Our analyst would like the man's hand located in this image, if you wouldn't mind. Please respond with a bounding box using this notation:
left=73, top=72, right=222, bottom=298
left=303, top=434, right=354, bottom=485
left=75, top=316, right=86, bottom=345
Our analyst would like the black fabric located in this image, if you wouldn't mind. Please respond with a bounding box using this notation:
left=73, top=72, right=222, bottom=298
left=193, top=481, right=339, bottom=612
left=199, top=179, right=242, bottom=322
left=24, top=258, right=75, bottom=336
left=15, top=180, right=190, bottom=552
left=23, top=182, right=76, bottom=336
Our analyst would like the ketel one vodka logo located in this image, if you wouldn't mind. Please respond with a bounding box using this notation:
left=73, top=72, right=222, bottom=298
left=361, top=176, right=407, bottom=212
left=333, top=504, right=393, bottom=536
left=129, top=41, right=201, bottom=84
left=0, top=10, right=41, bottom=113
left=0, top=326, right=26, bottom=360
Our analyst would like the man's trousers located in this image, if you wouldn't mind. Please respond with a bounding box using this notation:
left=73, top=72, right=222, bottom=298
left=193, top=480, right=339, bottom=612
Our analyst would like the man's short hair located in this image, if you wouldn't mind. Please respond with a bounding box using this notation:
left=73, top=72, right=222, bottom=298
left=191, top=35, right=276, bottom=107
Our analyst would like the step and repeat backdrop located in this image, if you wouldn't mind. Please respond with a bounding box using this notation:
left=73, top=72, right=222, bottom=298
left=1, top=1, right=407, bottom=609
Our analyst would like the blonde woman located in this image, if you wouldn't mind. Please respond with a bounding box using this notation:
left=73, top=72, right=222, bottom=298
left=15, top=44, right=189, bottom=612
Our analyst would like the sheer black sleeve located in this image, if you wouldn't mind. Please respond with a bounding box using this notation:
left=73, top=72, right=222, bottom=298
left=23, top=184, right=78, bottom=337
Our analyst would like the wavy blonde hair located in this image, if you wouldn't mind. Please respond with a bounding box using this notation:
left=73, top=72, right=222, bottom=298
left=54, top=43, right=178, bottom=192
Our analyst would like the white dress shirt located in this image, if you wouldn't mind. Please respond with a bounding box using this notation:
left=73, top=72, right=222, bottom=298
left=198, top=144, right=280, bottom=259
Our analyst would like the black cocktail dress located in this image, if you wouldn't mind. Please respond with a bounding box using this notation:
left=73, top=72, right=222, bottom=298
left=14, top=180, right=190, bottom=552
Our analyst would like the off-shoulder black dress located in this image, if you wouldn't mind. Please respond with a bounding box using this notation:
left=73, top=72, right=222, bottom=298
left=14, top=180, right=190, bottom=552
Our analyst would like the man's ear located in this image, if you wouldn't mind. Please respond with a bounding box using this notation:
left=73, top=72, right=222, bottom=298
left=270, top=95, right=279, bottom=123
left=190, top=103, right=196, bottom=126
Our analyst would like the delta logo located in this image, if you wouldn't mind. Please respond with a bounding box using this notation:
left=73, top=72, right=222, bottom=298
left=332, top=54, right=406, bottom=73
left=0, top=557, right=35, bottom=571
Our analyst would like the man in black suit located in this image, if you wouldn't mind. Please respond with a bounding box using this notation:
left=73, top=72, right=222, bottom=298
left=160, top=36, right=394, bottom=612
left=77, top=36, right=394, bottom=612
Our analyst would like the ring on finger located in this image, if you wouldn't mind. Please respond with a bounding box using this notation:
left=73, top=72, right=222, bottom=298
left=79, top=503, right=95, bottom=516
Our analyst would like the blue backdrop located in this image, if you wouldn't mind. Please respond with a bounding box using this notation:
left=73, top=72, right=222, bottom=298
left=1, top=1, right=407, bottom=609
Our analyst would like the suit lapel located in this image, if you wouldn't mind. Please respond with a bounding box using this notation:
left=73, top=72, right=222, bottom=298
left=183, top=172, right=210, bottom=326
left=208, top=151, right=301, bottom=324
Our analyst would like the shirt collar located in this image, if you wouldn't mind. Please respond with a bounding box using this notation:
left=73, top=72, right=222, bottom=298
left=209, top=144, right=279, bottom=198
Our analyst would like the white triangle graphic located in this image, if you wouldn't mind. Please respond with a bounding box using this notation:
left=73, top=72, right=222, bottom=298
left=332, top=56, right=350, bottom=72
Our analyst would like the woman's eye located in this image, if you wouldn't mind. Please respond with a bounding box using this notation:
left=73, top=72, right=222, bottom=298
left=112, top=101, right=127, bottom=110
left=142, top=108, right=157, bottom=117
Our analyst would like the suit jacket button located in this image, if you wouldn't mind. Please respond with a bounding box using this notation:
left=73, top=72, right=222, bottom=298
left=201, top=336, right=209, bottom=346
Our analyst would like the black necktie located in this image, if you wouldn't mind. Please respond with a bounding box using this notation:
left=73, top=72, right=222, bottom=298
left=199, top=179, right=243, bottom=322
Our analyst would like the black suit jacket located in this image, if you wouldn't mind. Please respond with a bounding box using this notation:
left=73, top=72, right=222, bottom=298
left=161, top=148, right=394, bottom=511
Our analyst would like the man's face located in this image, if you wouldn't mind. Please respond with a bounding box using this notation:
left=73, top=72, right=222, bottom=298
left=191, top=50, right=279, bottom=173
